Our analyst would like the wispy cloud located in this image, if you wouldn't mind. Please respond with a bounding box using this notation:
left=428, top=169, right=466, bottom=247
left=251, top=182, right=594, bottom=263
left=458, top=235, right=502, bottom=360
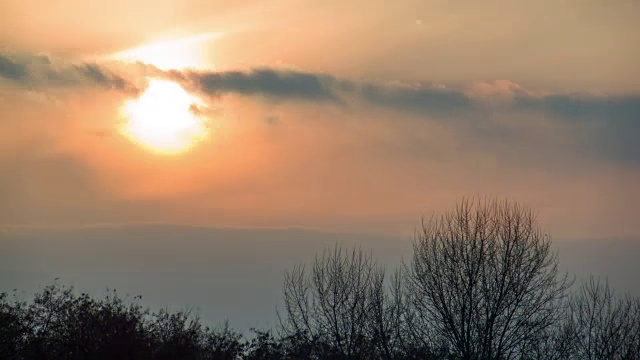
left=0, top=53, right=139, bottom=94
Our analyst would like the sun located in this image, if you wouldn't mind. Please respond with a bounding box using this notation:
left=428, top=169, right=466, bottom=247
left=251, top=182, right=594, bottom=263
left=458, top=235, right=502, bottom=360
left=120, top=80, right=208, bottom=154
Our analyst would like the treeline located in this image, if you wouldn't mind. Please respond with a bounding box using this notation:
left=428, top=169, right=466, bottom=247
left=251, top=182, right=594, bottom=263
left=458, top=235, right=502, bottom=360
left=2, top=199, right=640, bottom=360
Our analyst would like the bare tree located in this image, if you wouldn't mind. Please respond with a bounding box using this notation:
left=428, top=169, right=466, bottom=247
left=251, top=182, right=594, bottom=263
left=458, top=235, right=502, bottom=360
left=369, top=268, right=414, bottom=359
left=519, top=303, right=576, bottom=360
left=568, top=277, right=640, bottom=360
left=278, top=245, right=393, bottom=360
left=629, top=299, right=640, bottom=360
left=406, top=198, right=571, bottom=360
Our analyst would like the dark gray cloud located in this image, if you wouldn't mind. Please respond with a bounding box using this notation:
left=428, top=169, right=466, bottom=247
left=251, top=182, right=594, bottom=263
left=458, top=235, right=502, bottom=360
left=357, top=83, right=473, bottom=115
left=515, top=94, right=640, bottom=162
left=173, top=68, right=342, bottom=102
left=178, top=68, right=637, bottom=123
left=0, top=53, right=138, bottom=94
left=0, top=56, right=30, bottom=81
left=175, top=68, right=639, bottom=161
left=176, top=68, right=475, bottom=117
left=515, top=94, right=639, bottom=123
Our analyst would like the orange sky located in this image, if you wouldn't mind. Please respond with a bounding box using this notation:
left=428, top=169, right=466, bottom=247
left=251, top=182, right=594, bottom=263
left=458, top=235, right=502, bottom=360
left=1, top=0, right=639, bottom=239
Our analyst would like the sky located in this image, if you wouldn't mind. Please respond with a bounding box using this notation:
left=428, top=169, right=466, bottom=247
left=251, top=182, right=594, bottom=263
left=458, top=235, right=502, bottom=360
left=2, top=225, right=639, bottom=330
left=1, top=0, right=639, bottom=327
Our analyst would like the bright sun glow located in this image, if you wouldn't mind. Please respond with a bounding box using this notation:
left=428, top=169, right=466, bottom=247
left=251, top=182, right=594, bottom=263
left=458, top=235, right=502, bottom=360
left=111, top=32, right=221, bottom=70
left=121, top=80, right=208, bottom=155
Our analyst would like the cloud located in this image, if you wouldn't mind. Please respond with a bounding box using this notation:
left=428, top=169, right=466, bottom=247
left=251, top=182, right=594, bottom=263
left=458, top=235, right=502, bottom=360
left=2, top=50, right=639, bottom=162
left=0, top=52, right=139, bottom=94
left=173, top=68, right=474, bottom=117
left=0, top=55, right=30, bottom=81
left=515, top=93, right=639, bottom=123
left=174, top=68, right=638, bottom=123
left=4, top=50, right=634, bottom=129
left=171, top=68, right=640, bottom=162
left=465, top=80, right=532, bottom=101
left=172, top=68, right=343, bottom=102
left=357, top=82, right=473, bottom=116
left=514, top=93, right=640, bottom=162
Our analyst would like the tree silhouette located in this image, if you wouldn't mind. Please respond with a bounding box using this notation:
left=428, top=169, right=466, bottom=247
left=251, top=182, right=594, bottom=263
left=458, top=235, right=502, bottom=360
left=568, top=277, right=640, bottom=360
left=0, top=291, right=28, bottom=360
left=0, top=283, right=246, bottom=360
left=279, top=245, right=399, bottom=360
left=405, top=198, right=572, bottom=360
